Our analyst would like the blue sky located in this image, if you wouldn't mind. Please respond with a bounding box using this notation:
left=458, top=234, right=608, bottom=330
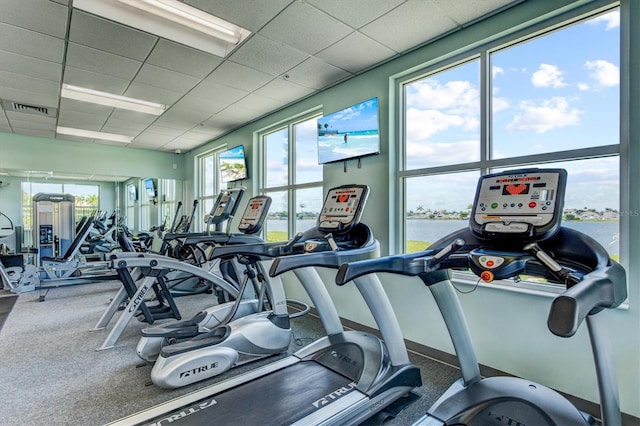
left=404, top=9, right=620, bottom=211
left=317, top=97, right=379, bottom=133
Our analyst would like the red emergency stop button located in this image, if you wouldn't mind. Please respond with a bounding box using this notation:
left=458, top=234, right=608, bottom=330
left=528, top=202, right=536, bottom=208
left=480, top=270, right=494, bottom=282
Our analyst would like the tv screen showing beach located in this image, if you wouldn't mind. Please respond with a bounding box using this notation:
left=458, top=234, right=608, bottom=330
left=317, top=97, right=380, bottom=164
left=219, top=145, right=248, bottom=183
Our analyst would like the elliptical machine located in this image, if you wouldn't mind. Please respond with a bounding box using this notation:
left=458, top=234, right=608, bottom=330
left=135, top=195, right=279, bottom=362
left=337, top=168, right=627, bottom=426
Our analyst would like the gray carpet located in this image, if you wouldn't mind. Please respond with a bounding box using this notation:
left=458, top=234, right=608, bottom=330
left=0, top=281, right=459, bottom=426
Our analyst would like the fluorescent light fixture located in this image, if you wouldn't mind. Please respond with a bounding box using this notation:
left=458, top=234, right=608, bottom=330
left=74, top=0, right=251, bottom=57
left=56, top=126, right=133, bottom=143
left=61, top=84, right=166, bottom=115
left=118, top=0, right=241, bottom=44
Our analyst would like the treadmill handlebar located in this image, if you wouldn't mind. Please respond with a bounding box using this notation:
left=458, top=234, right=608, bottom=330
left=335, top=238, right=465, bottom=285
left=548, top=261, right=627, bottom=337
left=269, top=240, right=380, bottom=277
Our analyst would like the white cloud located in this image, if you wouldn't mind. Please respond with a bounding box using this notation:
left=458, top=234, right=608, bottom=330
left=531, top=64, right=566, bottom=88
left=405, top=140, right=479, bottom=166
left=585, top=60, right=619, bottom=87
left=493, top=97, right=510, bottom=113
left=407, top=79, right=478, bottom=112
left=587, top=10, right=620, bottom=30
left=406, top=108, right=476, bottom=140
left=492, top=66, right=504, bottom=78
left=506, top=97, right=582, bottom=133
left=577, top=82, right=590, bottom=91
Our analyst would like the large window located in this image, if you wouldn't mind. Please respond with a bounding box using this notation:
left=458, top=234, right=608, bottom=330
left=195, top=149, right=221, bottom=231
left=400, top=8, right=621, bottom=277
left=260, top=112, right=323, bottom=242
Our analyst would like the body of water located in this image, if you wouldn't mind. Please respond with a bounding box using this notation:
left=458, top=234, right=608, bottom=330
left=267, top=219, right=619, bottom=255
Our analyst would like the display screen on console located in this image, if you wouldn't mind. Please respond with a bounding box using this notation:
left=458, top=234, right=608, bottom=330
left=471, top=169, right=567, bottom=240
left=318, top=185, right=369, bottom=233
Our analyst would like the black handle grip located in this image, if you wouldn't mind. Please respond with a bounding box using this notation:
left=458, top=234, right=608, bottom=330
left=336, top=253, right=427, bottom=285
left=548, top=261, right=627, bottom=337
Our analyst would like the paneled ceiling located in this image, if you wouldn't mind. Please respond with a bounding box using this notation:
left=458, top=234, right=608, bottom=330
left=0, top=0, right=519, bottom=154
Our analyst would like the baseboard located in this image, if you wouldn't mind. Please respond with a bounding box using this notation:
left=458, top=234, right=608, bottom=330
left=299, top=306, right=639, bottom=425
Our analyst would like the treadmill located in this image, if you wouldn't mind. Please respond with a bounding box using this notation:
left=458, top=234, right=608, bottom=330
left=108, top=184, right=422, bottom=426
left=336, top=169, right=627, bottom=426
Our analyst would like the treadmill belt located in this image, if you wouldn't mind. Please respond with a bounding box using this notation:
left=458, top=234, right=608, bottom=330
left=136, top=361, right=356, bottom=426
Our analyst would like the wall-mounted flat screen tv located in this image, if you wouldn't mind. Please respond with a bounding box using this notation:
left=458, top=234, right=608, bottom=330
left=317, top=97, right=380, bottom=164
left=143, top=178, right=156, bottom=197
left=219, top=145, right=248, bottom=183
left=128, top=184, right=137, bottom=201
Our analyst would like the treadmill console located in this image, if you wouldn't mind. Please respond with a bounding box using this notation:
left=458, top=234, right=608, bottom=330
left=470, top=168, right=567, bottom=241
left=237, top=196, right=271, bottom=235
left=317, top=185, right=369, bottom=234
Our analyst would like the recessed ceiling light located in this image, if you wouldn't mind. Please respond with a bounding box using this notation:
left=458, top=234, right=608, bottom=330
left=56, top=126, right=133, bottom=143
left=73, top=0, right=251, bottom=57
left=61, top=84, right=166, bottom=115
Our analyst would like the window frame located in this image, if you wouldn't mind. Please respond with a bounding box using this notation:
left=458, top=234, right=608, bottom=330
left=396, top=4, right=624, bottom=295
left=257, top=109, right=323, bottom=240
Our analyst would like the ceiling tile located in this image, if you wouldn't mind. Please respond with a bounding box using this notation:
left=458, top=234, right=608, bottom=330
left=432, top=0, right=516, bottom=25
left=66, top=43, right=142, bottom=80
left=259, top=2, right=352, bottom=55
left=228, top=34, right=308, bottom=77
left=0, top=70, right=60, bottom=97
left=206, top=62, right=273, bottom=92
left=146, top=39, right=223, bottom=79
left=360, top=0, right=458, bottom=52
left=109, top=109, right=158, bottom=126
left=316, top=32, right=397, bottom=73
left=134, top=64, right=201, bottom=93
left=55, top=134, right=95, bottom=144
left=125, top=82, right=184, bottom=106
left=6, top=114, right=56, bottom=132
left=306, top=0, right=406, bottom=29
left=162, top=139, right=205, bottom=152
left=253, top=78, right=315, bottom=103
left=284, top=57, right=351, bottom=90
left=153, top=107, right=214, bottom=130
left=143, top=125, right=185, bottom=138
left=191, top=79, right=248, bottom=105
left=99, top=125, right=140, bottom=137
left=11, top=127, right=55, bottom=138
left=0, top=86, right=58, bottom=108
left=63, top=66, right=131, bottom=94
left=58, top=108, right=111, bottom=125
left=0, top=50, right=62, bottom=82
left=0, top=0, right=69, bottom=39
left=171, top=94, right=228, bottom=116
left=132, top=131, right=176, bottom=145
left=102, top=117, right=151, bottom=132
left=183, top=0, right=292, bottom=32
left=68, top=10, right=157, bottom=61
left=232, top=93, right=286, bottom=116
left=0, top=22, right=65, bottom=63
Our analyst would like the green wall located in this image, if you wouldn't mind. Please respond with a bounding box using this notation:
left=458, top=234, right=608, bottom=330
left=184, top=0, right=639, bottom=417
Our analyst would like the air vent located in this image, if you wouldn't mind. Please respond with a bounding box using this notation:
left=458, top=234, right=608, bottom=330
left=13, top=102, right=48, bottom=115
left=0, top=99, right=57, bottom=117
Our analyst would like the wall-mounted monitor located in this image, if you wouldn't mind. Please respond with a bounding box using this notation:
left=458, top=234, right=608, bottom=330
left=143, top=178, right=156, bottom=198
left=128, top=184, right=137, bottom=201
left=317, top=97, right=380, bottom=164
left=219, top=145, right=248, bottom=183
